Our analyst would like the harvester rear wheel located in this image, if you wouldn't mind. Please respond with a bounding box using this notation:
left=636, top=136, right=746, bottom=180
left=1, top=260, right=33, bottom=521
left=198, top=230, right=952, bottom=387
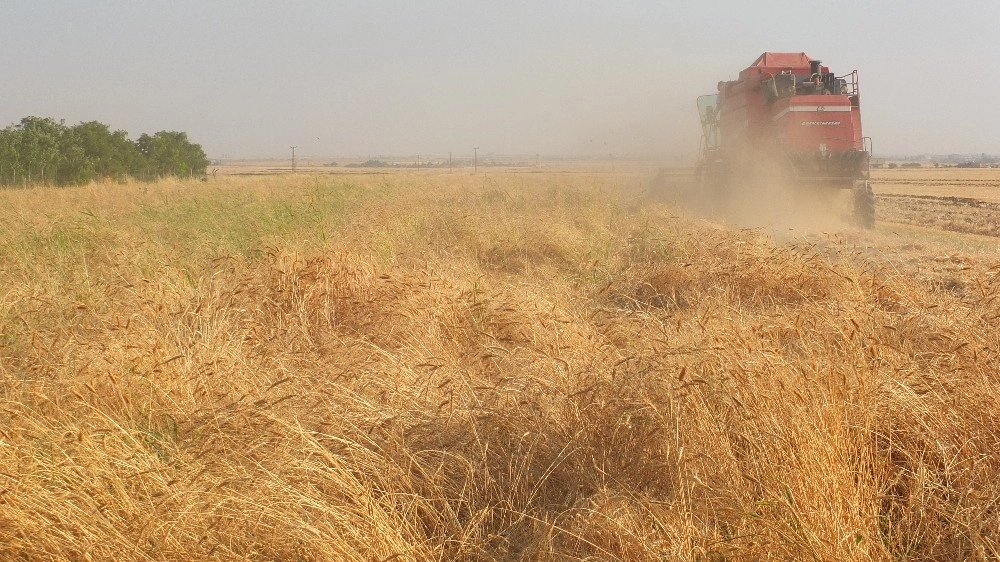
left=853, top=182, right=875, bottom=229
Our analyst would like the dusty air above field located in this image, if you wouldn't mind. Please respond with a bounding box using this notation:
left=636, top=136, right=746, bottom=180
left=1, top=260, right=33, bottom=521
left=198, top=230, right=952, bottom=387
left=3, top=1, right=998, bottom=161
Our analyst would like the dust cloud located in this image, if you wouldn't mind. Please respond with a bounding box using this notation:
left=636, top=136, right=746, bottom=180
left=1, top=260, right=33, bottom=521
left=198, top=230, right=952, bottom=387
left=648, top=164, right=862, bottom=236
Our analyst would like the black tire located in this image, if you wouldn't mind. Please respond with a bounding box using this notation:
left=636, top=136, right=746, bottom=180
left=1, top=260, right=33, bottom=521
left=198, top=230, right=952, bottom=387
left=853, top=182, right=875, bottom=229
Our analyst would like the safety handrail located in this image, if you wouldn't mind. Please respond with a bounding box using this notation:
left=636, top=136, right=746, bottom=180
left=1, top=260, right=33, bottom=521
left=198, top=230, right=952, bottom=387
left=835, top=70, right=859, bottom=97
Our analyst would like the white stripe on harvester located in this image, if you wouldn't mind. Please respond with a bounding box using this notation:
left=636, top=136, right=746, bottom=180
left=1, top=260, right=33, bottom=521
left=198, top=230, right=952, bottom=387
left=773, top=106, right=852, bottom=121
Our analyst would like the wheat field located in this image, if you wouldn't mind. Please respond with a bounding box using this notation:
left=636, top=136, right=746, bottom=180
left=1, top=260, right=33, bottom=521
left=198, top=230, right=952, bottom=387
left=1, top=170, right=998, bottom=560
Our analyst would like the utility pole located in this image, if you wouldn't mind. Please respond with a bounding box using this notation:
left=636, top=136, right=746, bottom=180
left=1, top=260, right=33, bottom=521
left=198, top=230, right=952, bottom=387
left=290, top=146, right=297, bottom=172
left=449, top=151, right=452, bottom=173
left=473, top=147, right=479, bottom=173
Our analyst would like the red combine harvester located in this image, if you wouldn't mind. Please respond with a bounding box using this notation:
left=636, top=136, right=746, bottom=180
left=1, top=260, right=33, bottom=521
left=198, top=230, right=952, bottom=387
left=696, top=52, right=874, bottom=227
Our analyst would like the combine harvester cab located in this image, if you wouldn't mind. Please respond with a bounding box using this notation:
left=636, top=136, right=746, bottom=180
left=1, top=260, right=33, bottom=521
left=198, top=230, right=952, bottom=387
left=697, top=52, right=875, bottom=228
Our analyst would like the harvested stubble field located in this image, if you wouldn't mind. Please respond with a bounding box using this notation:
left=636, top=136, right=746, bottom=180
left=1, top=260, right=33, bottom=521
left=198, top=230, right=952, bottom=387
left=874, top=167, right=1000, bottom=237
left=1, top=170, right=998, bottom=561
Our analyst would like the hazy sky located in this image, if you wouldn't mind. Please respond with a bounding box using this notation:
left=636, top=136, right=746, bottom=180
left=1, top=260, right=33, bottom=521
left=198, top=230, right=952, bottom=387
left=3, top=1, right=998, bottom=160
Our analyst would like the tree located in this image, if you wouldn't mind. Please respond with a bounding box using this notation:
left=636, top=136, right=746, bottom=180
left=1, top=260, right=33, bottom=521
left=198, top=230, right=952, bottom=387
left=0, top=116, right=209, bottom=186
left=64, top=121, right=141, bottom=183
left=136, top=131, right=209, bottom=179
left=0, top=128, right=19, bottom=184
left=16, top=117, right=65, bottom=185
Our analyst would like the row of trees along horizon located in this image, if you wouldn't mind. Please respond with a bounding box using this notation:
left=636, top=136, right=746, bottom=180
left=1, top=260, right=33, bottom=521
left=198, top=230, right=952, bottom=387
left=0, top=117, right=210, bottom=186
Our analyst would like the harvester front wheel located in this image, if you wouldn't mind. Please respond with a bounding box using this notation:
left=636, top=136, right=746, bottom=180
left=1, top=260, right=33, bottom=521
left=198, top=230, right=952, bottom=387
left=853, top=182, right=875, bottom=229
